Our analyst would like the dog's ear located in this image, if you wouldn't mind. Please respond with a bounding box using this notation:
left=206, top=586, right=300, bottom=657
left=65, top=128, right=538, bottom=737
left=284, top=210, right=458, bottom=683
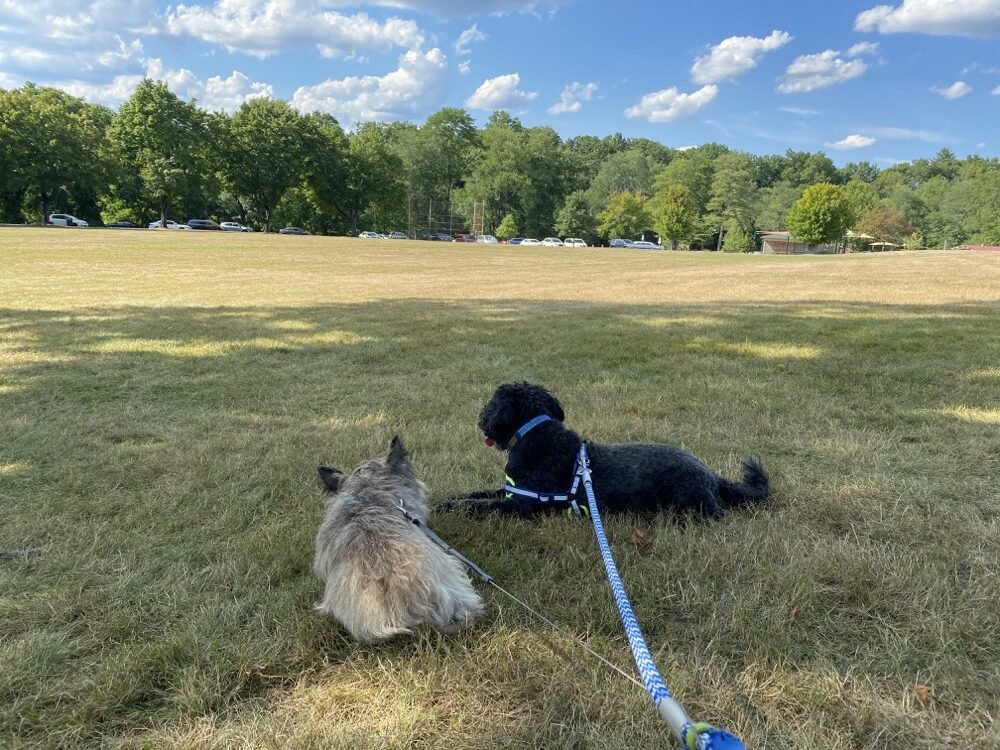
left=318, top=466, right=345, bottom=492
left=538, top=387, right=565, bottom=422
left=387, top=435, right=410, bottom=469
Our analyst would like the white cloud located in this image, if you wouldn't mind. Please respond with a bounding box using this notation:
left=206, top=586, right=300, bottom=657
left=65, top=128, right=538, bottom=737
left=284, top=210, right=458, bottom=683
left=166, top=2, right=424, bottom=59
left=458, top=60, right=471, bottom=75
left=454, top=23, right=486, bottom=54
left=548, top=81, right=598, bottom=114
left=293, top=47, right=448, bottom=126
left=993, top=84, right=1000, bottom=95
left=868, top=126, right=955, bottom=143
left=931, top=80, right=972, bottom=99
left=846, top=41, right=881, bottom=57
left=778, top=106, right=821, bottom=116
left=359, top=0, right=569, bottom=13
left=691, top=30, right=792, bottom=84
left=0, top=71, right=23, bottom=89
left=826, top=134, right=877, bottom=149
left=778, top=50, right=868, bottom=93
left=624, top=84, right=718, bottom=122
left=855, top=0, right=1000, bottom=38
left=54, top=58, right=273, bottom=112
left=465, top=72, right=538, bottom=110
left=0, top=0, right=149, bottom=78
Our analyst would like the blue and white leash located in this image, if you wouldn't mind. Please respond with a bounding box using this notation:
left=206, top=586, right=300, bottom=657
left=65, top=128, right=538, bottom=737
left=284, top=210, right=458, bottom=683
left=576, top=443, right=745, bottom=750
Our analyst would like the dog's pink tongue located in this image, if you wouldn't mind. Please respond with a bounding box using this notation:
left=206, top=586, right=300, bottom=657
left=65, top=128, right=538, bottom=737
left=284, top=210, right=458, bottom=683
left=484, top=437, right=495, bottom=447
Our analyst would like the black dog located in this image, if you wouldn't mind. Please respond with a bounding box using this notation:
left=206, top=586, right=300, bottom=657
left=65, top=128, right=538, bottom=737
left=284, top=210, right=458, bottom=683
left=442, top=382, right=769, bottom=518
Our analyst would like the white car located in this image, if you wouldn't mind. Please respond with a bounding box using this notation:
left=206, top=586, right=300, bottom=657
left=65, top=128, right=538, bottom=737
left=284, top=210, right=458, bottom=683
left=520, top=238, right=541, bottom=246
left=475, top=234, right=499, bottom=244
left=149, top=219, right=190, bottom=230
left=631, top=240, right=663, bottom=250
left=359, top=231, right=381, bottom=239
left=541, top=237, right=563, bottom=246
left=220, top=222, right=245, bottom=232
left=564, top=238, right=587, bottom=247
left=47, top=213, right=88, bottom=227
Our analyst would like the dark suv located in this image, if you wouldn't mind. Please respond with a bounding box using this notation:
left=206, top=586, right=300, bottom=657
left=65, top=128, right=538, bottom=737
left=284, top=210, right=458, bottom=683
left=187, top=219, right=221, bottom=230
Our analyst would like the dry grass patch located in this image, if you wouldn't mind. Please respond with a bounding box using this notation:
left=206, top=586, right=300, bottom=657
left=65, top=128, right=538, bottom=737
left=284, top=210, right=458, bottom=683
left=1, top=228, right=998, bottom=748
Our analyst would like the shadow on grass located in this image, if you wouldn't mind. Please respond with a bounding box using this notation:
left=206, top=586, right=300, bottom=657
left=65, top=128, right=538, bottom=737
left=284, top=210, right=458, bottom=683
left=1, top=298, right=998, bottom=747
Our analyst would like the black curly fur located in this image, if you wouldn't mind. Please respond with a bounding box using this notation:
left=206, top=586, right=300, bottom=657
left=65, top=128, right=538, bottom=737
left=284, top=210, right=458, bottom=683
left=444, top=382, right=770, bottom=518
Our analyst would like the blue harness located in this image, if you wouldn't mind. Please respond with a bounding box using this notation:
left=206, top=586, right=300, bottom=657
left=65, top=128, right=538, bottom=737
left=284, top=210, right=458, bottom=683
left=502, top=415, right=587, bottom=516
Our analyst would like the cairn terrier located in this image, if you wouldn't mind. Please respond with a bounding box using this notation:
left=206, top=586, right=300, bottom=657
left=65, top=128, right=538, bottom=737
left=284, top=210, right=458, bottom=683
left=313, top=436, right=484, bottom=642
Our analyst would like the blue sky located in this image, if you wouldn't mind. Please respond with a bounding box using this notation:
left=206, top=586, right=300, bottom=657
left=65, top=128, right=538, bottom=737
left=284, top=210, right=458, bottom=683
left=1, top=0, right=999, bottom=164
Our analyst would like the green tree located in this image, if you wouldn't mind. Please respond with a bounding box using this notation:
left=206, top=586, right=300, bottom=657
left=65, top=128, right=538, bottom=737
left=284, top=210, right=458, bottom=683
left=597, top=191, right=652, bottom=239
left=757, top=182, right=803, bottom=230
left=843, top=179, right=880, bottom=225
left=496, top=212, right=519, bottom=238
left=786, top=183, right=852, bottom=245
left=721, top=219, right=754, bottom=252
left=554, top=190, right=597, bottom=240
left=460, top=112, right=530, bottom=233
left=108, top=79, right=207, bottom=227
left=220, top=98, right=307, bottom=232
left=707, top=151, right=759, bottom=250
left=585, top=149, right=657, bottom=211
left=650, top=183, right=697, bottom=248
left=781, top=149, right=839, bottom=187
left=1, top=84, right=109, bottom=224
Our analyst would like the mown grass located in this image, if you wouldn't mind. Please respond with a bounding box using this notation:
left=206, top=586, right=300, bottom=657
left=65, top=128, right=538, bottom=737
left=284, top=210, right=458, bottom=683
left=1, top=228, right=998, bottom=749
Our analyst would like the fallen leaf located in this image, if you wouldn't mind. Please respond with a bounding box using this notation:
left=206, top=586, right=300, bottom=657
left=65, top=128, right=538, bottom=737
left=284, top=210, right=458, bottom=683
left=629, top=527, right=652, bottom=548
left=914, top=684, right=933, bottom=704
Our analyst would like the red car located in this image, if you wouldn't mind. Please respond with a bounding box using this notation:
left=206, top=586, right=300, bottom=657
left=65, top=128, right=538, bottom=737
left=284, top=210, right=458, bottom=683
left=452, top=233, right=475, bottom=242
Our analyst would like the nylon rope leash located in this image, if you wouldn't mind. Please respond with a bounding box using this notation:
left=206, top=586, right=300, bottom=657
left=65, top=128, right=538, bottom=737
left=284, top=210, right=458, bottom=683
left=394, top=501, right=643, bottom=691
left=576, top=443, right=746, bottom=750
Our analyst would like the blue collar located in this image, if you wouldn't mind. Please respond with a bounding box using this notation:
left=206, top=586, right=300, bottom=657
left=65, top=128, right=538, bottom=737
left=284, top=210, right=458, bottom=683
left=510, top=414, right=553, bottom=445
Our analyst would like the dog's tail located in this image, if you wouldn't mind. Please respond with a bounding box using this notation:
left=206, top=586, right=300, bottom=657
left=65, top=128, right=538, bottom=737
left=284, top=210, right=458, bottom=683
left=717, top=457, right=770, bottom=506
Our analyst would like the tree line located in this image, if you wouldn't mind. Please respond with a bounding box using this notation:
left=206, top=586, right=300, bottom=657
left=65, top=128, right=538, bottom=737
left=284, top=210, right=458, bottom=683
left=2, top=80, right=999, bottom=249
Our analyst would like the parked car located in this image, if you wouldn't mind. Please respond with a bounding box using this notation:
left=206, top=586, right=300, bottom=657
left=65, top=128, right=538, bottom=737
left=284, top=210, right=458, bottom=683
left=609, top=238, right=634, bottom=248
left=278, top=226, right=310, bottom=235
left=107, top=220, right=136, bottom=228
left=425, top=232, right=453, bottom=241
left=359, top=231, right=381, bottom=239
left=475, top=234, right=499, bottom=244
left=219, top=221, right=244, bottom=232
left=188, top=219, right=221, bottom=230
left=47, top=213, right=88, bottom=227
left=631, top=240, right=663, bottom=250
left=563, top=238, right=587, bottom=247
left=387, top=231, right=407, bottom=240
left=149, top=219, right=190, bottom=230
left=541, top=237, right=563, bottom=246
left=452, top=233, right=476, bottom=242
left=520, top=238, right=541, bottom=246
left=507, top=237, right=524, bottom=245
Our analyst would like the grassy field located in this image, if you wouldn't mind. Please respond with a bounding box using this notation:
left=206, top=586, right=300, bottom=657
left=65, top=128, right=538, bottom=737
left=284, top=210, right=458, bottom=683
left=1, top=228, right=998, bottom=749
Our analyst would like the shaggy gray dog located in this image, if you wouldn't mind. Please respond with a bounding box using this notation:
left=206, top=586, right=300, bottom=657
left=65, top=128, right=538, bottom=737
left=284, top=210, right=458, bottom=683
left=443, top=382, right=770, bottom=518
left=314, top=436, right=483, bottom=642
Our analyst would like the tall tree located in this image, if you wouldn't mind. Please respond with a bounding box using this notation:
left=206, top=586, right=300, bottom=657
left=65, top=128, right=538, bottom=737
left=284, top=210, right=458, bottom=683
left=108, top=79, right=207, bottom=227
left=220, top=98, right=306, bottom=232
left=781, top=149, right=839, bottom=187
left=585, top=149, right=657, bottom=211
left=1, top=84, right=108, bottom=224
left=460, top=112, right=530, bottom=232
left=843, top=179, right=880, bottom=225
left=786, top=183, right=852, bottom=245
left=554, top=190, right=597, bottom=241
left=597, top=191, right=652, bottom=240
left=757, top=182, right=803, bottom=230
left=707, top=151, right=759, bottom=250
left=650, top=183, right=697, bottom=249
